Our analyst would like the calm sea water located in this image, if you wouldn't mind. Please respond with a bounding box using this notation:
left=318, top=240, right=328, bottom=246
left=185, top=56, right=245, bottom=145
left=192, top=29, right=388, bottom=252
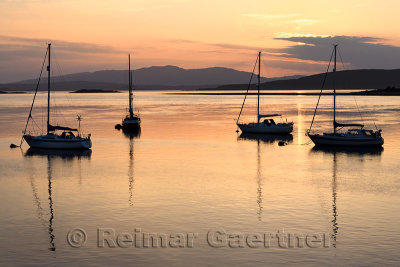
left=0, top=91, right=399, bottom=266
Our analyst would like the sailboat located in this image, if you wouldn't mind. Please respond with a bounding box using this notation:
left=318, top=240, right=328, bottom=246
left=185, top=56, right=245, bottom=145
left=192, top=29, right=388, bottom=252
left=121, top=54, right=141, bottom=131
left=307, top=45, right=384, bottom=147
left=23, top=44, right=92, bottom=150
left=236, top=52, right=293, bottom=134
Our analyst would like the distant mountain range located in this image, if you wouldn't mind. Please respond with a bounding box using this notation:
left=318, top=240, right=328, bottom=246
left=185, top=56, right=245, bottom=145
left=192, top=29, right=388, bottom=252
left=0, top=65, right=302, bottom=91
left=1, top=66, right=399, bottom=92
left=211, top=69, right=400, bottom=91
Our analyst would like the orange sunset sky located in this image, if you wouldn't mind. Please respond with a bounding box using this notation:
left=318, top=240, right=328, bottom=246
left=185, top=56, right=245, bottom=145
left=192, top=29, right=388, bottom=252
left=1, top=0, right=400, bottom=83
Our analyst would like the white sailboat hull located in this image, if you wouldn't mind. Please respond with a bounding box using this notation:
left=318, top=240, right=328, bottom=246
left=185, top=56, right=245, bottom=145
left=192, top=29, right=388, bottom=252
left=24, top=135, right=92, bottom=149
left=237, top=122, right=293, bottom=134
left=308, top=134, right=384, bottom=147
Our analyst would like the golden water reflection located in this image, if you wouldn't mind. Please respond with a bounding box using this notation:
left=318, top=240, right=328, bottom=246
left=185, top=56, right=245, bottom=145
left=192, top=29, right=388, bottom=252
left=0, top=92, right=399, bottom=265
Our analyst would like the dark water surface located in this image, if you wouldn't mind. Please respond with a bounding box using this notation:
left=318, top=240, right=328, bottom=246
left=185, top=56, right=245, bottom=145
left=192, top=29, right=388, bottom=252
left=0, top=91, right=399, bottom=266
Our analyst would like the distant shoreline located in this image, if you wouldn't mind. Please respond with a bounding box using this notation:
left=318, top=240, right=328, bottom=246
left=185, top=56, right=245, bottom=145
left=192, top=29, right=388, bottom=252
left=167, top=92, right=400, bottom=96
left=70, top=89, right=121, bottom=93
left=2, top=88, right=399, bottom=96
left=0, top=91, right=27, bottom=94
left=168, top=87, right=400, bottom=96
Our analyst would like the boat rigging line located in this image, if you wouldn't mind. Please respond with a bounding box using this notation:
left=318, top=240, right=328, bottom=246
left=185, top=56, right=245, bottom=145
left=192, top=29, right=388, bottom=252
left=337, top=46, right=366, bottom=127
left=236, top=53, right=259, bottom=124
left=307, top=48, right=335, bottom=134
left=10, top=47, right=49, bottom=149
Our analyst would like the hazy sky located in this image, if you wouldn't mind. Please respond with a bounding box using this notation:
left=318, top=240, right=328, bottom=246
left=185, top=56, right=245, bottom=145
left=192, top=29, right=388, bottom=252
left=1, top=0, right=400, bottom=83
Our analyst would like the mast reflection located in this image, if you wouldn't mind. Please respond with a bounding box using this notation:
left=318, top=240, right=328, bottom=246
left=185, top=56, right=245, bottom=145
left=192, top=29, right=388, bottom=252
left=331, top=152, right=338, bottom=248
left=121, top=128, right=141, bottom=206
left=24, top=148, right=91, bottom=251
left=47, top=155, right=55, bottom=251
left=256, top=138, right=263, bottom=221
left=310, top=146, right=383, bottom=248
left=239, top=134, right=286, bottom=220
left=238, top=133, right=293, bottom=220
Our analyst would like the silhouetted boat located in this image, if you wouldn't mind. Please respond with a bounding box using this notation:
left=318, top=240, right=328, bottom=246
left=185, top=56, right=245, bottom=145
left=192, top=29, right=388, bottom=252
left=307, top=45, right=383, bottom=147
left=120, top=54, right=141, bottom=131
left=22, top=44, right=92, bottom=150
left=236, top=51, right=293, bottom=134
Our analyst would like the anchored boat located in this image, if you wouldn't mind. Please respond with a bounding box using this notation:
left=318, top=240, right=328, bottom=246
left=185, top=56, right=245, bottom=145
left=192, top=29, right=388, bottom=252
left=22, top=44, right=92, bottom=150
left=306, top=45, right=383, bottom=147
left=236, top=52, right=293, bottom=134
left=120, top=54, right=141, bottom=131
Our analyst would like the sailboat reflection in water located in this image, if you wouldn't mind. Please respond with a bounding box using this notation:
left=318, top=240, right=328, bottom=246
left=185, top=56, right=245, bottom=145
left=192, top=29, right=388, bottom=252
left=238, top=133, right=293, bottom=220
left=25, top=148, right=92, bottom=159
left=310, top=146, right=382, bottom=247
left=255, top=139, right=263, bottom=221
left=121, top=128, right=141, bottom=206
left=238, top=133, right=294, bottom=220
left=238, top=133, right=293, bottom=144
left=24, top=148, right=91, bottom=251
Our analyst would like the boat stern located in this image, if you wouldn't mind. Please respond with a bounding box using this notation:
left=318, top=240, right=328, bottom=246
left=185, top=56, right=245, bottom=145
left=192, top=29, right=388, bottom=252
left=82, top=139, right=92, bottom=149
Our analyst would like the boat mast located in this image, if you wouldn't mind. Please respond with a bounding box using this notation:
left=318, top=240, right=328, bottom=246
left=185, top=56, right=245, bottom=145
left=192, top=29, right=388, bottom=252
left=47, top=43, right=51, bottom=135
left=257, top=51, right=261, bottom=123
left=333, top=44, right=337, bottom=133
left=128, top=54, right=133, bottom=118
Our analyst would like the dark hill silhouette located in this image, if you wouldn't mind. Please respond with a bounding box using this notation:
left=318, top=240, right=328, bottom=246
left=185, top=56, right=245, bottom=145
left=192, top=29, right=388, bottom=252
left=1, top=65, right=301, bottom=91
left=212, top=69, right=400, bottom=91
left=13, top=65, right=271, bottom=86
left=5, top=67, right=399, bottom=92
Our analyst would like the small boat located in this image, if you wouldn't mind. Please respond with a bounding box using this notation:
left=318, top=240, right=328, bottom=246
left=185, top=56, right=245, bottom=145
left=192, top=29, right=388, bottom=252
left=22, top=44, right=92, bottom=150
left=307, top=45, right=383, bottom=147
left=236, top=52, right=293, bottom=134
left=121, top=54, right=141, bottom=131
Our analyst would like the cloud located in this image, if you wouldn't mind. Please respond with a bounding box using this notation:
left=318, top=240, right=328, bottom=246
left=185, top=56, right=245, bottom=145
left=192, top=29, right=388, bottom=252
left=0, top=35, right=127, bottom=82
left=241, top=13, right=317, bottom=28
left=289, top=19, right=318, bottom=26
left=272, top=35, right=400, bottom=69
left=211, top=43, right=263, bottom=51
left=241, top=13, right=301, bottom=20
left=0, top=35, right=125, bottom=55
left=273, top=33, right=330, bottom=38
left=266, top=57, right=328, bottom=72
left=168, top=39, right=264, bottom=52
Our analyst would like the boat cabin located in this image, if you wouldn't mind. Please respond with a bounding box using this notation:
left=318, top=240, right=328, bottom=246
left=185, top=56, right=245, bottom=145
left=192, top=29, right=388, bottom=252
left=60, top=131, right=76, bottom=139
left=263, top=119, right=276, bottom=126
left=322, top=128, right=379, bottom=137
left=347, top=129, right=375, bottom=136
